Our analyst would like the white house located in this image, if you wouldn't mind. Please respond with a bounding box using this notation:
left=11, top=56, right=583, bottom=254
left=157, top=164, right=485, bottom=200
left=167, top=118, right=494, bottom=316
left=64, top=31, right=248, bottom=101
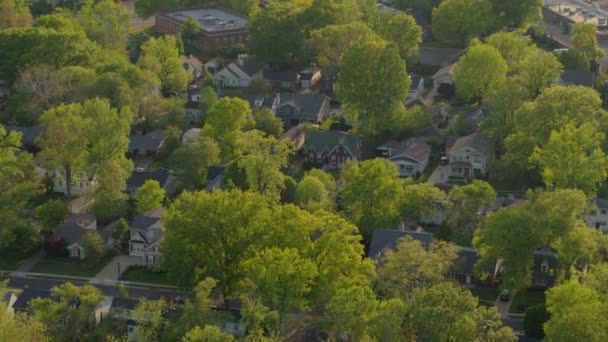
left=407, top=73, right=425, bottom=100
left=129, top=208, right=165, bottom=266
left=212, top=54, right=266, bottom=88
left=448, top=132, right=495, bottom=178
left=182, top=128, right=202, bottom=145
left=35, top=161, right=98, bottom=197
left=376, top=137, right=431, bottom=177
left=583, top=197, right=608, bottom=232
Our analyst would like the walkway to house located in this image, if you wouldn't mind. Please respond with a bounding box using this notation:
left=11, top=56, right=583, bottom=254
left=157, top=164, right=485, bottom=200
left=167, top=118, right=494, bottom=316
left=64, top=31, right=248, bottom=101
left=427, top=165, right=449, bottom=185
left=89, top=255, right=142, bottom=286
left=11, top=249, right=46, bottom=277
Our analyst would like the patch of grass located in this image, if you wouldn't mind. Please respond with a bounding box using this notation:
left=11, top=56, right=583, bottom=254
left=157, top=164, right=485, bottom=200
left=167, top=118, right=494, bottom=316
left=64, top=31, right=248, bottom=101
left=509, top=289, right=547, bottom=314
left=471, top=286, right=499, bottom=302
left=120, top=266, right=175, bottom=286
left=0, top=252, right=27, bottom=271
left=31, top=256, right=112, bottom=278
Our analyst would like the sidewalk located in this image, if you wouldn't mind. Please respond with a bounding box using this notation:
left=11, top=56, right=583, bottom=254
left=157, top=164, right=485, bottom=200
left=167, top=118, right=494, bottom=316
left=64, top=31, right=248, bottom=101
left=89, top=255, right=142, bottom=286
left=11, top=249, right=45, bottom=277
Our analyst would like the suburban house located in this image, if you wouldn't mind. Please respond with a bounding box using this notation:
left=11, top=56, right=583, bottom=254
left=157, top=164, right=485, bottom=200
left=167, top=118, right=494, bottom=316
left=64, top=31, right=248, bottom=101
left=321, top=65, right=338, bottom=98
left=531, top=248, right=558, bottom=288
left=305, top=130, right=361, bottom=169
left=155, top=8, right=248, bottom=52
left=212, top=54, right=266, bottom=88
left=184, top=86, right=208, bottom=123
left=182, top=128, right=202, bottom=145
left=50, top=214, right=112, bottom=259
left=181, top=55, right=204, bottom=81
left=299, top=68, right=322, bottom=89
left=12, top=289, right=53, bottom=313
left=204, top=57, right=224, bottom=74
left=369, top=229, right=495, bottom=285
left=111, top=297, right=141, bottom=340
left=126, top=168, right=177, bottom=198
left=447, top=132, right=495, bottom=178
left=41, top=166, right=98, bottom=197
left=583, top=197, right=608, bottom=232
left=407, top=73, right=425, bottom=100
left=274, top=93, right=331, bottom=128
left=558, top=69, right=596, bottom=87
left=264, top=70, right=300, bottom=91
left=432, top=63, right=456, bottom=93
left=129, top=208, right=165, bottom=266
left=128, top=129, right=165, bottom=156
left=235, top=94, right=278, bottom=111
left=376, top=137, right=431, bottom=177
left=414, top=47, right=463, bottom=67
left=211, top=307, right=247, bottom=336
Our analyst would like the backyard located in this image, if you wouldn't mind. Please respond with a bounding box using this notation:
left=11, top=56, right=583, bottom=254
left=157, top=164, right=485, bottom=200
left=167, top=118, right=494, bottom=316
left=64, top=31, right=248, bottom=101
left=470, top=286, right=500, bottom=304
left=509, top=289, right=547, bottom=314
left=120, top=266, right=175, bottom=286
left=30, top=256, right=112, bottom=278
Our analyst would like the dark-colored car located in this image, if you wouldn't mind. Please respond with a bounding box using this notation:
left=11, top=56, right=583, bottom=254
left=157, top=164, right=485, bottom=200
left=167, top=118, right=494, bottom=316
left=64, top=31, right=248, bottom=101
left=499, top=290, right=510, bottom=301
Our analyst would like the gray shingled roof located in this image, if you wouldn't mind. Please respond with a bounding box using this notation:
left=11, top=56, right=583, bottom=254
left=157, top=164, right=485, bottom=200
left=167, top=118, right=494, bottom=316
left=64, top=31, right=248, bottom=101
left=129, top=129, right=165, bottom=151
left=52, top=214, right=97, bottom=245
left=378, top=137, right=431, bottom=162
left=264, top=70, right=299, bottom=83
left=6, top=125, right=42, bottom=146
left=449, top=132, right=495, bottom=158
left=126, top=169, right=172, bottom=193
left=416, top=48, right=464, bottom=66
left=240, top=58, right=266, bottom=77
left=130, top=208, right=164, bottom=245
left=560, top=69, right=595, bottom=87
left=277, top=93, right=329, bottom=116
left=368, top=229, right=434, bottom=262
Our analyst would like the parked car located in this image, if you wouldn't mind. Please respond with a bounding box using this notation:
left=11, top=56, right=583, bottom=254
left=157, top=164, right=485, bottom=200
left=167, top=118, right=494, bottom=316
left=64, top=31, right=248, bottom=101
left=499, top=290, right=510, bottom=301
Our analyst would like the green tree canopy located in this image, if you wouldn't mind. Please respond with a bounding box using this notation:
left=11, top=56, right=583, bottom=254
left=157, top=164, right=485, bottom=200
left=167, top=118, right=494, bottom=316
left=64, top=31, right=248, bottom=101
left=0, top=0, right=32, bottom=29
left=454, top=44, right=508, bottom=102
left=138, top=35, right=189, bottom=94
left=181, top=325, right=235, bottom=342
left=340, top=159, right=405, bottom=239
left=372, top=11, right=422, bottom=60
left=135, top=180, right=165, bottom=214
left=309, top=22, right=382, bottom=67
left=252, top=108, right=284, bottom=138
left=202, top=97, right=251, bottom=159
left=572, top=22, right=605, bottom=63
left=337, top=41, right=410, bottom=135
left=491, top=0, right=542, bottom=28
left=81, top=231, right=104, bottom=261
left=35, top=199, right=69, bottom=233
left=169, top=138, right=221, bottom=190
left=78, top=0, right=130, bottom=50
left=401, top=183, right=445, bottom=223
left=432, top=0, right=495, bottom=45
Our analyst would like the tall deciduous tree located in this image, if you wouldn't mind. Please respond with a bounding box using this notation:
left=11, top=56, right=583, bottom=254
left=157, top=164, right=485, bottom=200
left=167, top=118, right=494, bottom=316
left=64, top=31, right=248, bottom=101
left=401, top=183, right=445, bottom=223
left=377, top=236, right=458, bottom=299
left=340, top=159, right=405, bottom=239
left=486, top=31, right=533, bottom=72
left=180, top=16, right=200, bottom=45
left=79, top=0, right=131, bottom=50
left=491, top=0, right=542, bottom=28
left=294, top=175, right=334, bottom=212
left=504, top=86, right=608, bottom=168
left=544, top=281, right=608, bottom=341
left=134, top=298, right=168, bottom=342
left=479, top=77, right=529, bottom=143
left=373, top=11, right=422, bottom=60
left=35, top=199, right=69, bottom=233
left=572, top=22, right=605, bottom=64
left=432, top=0, right=495, bottom=45
left=447, top=180, right=496, bottom=235
left=202, top=97, right=251, bottom=159
left=81, top=231, right=104, bottom=261
left=516, top=48, right=563, bottom=97
left=0, top=283, right=46, bottom=341
left=170, top=138, right=221, bottom=190
left=181, top=325, right=235, bottom=342
left=252, top=108, right=283, bottom=138
left=337, top=41, right=410, bottom=135
left=0, top=0, right=32, bottom=29
left=135, top=180, right=165, bottom=214
left=530, top=123, right=608, bottom=196
left=138, top=35, right=189, bottom=94
left=0, top=125, right=41, bottom=250
left=309, top=22, right=382, bottom=67
left=454, top=44, right=508, bottom=102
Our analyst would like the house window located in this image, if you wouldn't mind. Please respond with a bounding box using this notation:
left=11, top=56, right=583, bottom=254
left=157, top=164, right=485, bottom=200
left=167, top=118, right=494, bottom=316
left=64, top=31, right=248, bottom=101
left=540, top=263, right=548, bottom=273
left=331, top=155, right=336, bottom=164
left=592, top=210, right=598, bottom=215
left=473, top=156, right=482, bottom=163
left=601, top=209, right=607, bottom=215
left=451, top=167, right=462, bottom=173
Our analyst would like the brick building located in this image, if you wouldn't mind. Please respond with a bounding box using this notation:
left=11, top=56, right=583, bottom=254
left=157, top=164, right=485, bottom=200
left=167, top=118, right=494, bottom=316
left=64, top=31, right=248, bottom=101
left=155, top=8, right=249, bottom=52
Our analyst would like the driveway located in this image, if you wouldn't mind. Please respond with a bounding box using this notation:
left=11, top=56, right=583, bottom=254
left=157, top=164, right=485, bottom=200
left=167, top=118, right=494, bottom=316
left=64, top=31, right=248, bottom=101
left=427, top=165, right=449, bottom=184
left=11, top=249, right=45, bottom=276
left=89, top=255, right=142, bottom=286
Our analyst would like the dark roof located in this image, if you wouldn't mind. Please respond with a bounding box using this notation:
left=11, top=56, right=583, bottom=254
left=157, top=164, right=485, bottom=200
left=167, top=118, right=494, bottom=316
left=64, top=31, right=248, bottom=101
left=594, top=197, right=608, bottom=209
left=13, top=289, right=51, bottom=311
left=264, top=70, right=299, bottom=83
left=449, top=132, right=495, bottom=158
left=111, top=297, right=140, bottom=311
left=307, top=130, right=360, bottom=156
left=207, top=165, right=226, bottom=181
left=277, top=93, right=329, bottom=116
left=129, top=129, right=165, bottom=151
left=378, top=137, right=431, bottom=162
left=52, top=214, right=97, bottom=245
left=450, top=247, right=480, bottom=275
left=131, top=215, right=161, bottom=231
left=240, top=58, right=266, bottom=78
left=409, top=73, right=422, bottom=90
left=127, top=169, right=172, bottom=193
left=130, top=208, right=164, bottom=244
left=532, top=248, right=558, bottom=286
left=416, top=48, right=464, bottom=66
left=299, top=68, right=320, bottom=81
left=6, top=125, right=42, bottom=146
left=368, top=229, right=434, bottom=262
left=560, top=69, right=596, bottom=87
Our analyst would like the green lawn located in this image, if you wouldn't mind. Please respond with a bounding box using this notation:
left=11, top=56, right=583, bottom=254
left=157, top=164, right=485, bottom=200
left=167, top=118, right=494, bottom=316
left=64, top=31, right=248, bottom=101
left=470, top=286, right=499, bottom=302
left=31, top=256, right=112, bottom=278
left=0, top=252, right=28, bottom=271
left=120, top=267, right=175, bottom=286
left=509, top=289, right=547, bottom=314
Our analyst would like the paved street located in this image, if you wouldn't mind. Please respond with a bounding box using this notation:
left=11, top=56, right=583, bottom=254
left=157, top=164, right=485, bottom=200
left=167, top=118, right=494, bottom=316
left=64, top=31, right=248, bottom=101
left=1, top=275, right=184, bottom=299
left=90, top=255, right=142, bottom=286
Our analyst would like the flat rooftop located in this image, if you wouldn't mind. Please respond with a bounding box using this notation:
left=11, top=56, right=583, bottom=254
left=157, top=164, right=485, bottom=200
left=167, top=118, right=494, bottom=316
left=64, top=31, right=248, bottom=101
left=545, top=0, right=608, bottom=27
left=165, top=9, right=248, bottom=32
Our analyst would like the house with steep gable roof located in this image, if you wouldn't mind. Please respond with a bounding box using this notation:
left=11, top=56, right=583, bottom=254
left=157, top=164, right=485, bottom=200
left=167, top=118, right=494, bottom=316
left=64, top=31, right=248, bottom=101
left=212, top=54, right=266, bottom=88
left=447, top=132, right=495, bottom=178
left=274, top=93, right=331, bottom=129
left=305, top=130, right=361, bottom=169
left=377, top=137, right=431, bottom=177
left=129, top=208, right=165, bottom=266
left=50, top=213, right=112, bottom=259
